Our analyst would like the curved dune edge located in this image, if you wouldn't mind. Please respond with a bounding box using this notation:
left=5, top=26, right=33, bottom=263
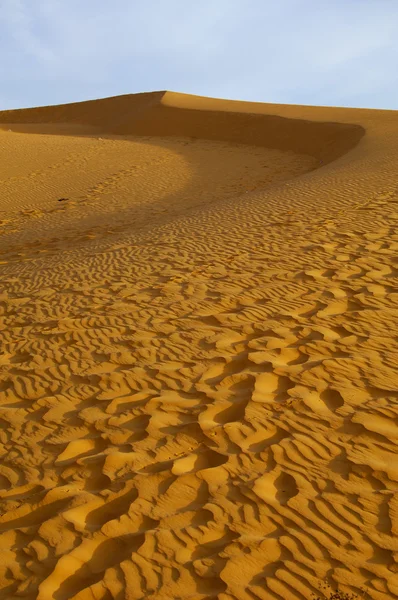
left=0, top=124, right=319, bottom=254
left=1, top=93, right=398, bottom=600
left=0, top=90, right=364, bottom=164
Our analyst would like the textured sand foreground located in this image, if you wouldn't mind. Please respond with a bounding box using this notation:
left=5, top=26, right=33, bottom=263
left=0, top=91, right=398, bottom=600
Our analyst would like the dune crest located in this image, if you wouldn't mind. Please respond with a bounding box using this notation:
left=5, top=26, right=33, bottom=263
left=0, top=90, right=364, bottom=163
left=0, top=92, right=398, bottom=600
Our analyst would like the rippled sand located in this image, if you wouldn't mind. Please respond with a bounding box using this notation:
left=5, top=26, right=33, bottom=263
left=0, top=92, right=397, bottom=600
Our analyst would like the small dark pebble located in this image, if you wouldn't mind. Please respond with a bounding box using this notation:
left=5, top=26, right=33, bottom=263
left=57, top=198, right=68, bottom=202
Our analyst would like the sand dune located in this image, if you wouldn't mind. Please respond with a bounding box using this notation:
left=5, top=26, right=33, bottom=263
left=0, top=91, right=398, bottom=600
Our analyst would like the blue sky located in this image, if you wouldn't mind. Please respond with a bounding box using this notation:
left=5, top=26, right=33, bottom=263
left=1, top=0, right=397, bottom=110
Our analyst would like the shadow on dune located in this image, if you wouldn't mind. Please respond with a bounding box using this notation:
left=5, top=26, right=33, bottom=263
left=0, top=91, right=365, bottom=255
left=0, top=90, right=365, bottom=165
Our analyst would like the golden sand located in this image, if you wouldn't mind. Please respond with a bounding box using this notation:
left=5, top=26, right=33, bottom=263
left=0, top=91, right=397, bottom=599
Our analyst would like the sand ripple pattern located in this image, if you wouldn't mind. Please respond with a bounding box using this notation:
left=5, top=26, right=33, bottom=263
left=1, top=96, right=398, bottom=600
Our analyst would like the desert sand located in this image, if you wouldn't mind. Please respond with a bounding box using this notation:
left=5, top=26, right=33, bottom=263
left=0, top=91, right=397, bottom=600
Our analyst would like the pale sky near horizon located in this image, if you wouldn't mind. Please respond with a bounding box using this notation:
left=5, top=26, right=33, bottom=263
left=1, top=0, right=397, bottom=111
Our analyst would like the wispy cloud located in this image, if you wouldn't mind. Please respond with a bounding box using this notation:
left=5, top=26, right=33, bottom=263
left=2, top=0, right=55, bottom=63
left=1, top=0, right=397, bottom=110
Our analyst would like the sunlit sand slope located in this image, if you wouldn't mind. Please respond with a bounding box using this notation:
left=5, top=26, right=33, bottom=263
left=0, top=92, right=397, bottom=600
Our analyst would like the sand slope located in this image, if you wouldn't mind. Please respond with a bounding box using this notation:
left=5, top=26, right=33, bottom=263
left=0, top=92, right=398, bottom=600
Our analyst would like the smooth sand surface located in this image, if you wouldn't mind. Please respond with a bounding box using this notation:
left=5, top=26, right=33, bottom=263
left=0, top=91, right=397, bottom=600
